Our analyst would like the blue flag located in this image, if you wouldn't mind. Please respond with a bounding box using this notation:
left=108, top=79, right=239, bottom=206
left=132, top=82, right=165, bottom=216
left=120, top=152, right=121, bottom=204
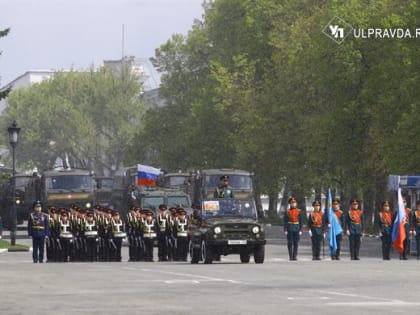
left=327, top=188, right=343, bottom=256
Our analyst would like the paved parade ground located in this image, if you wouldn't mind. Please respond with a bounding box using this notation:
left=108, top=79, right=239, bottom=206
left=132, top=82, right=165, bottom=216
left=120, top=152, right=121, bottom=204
left=1, top=226, right=419, bottom=315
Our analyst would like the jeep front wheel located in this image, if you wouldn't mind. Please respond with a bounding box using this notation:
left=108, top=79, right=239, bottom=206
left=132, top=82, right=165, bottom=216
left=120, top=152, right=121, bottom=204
left=190, top=240, right=200, bottom=264
left=240, top=252, right=250, bottom=263
left=254, top=245, right=265, bottom=264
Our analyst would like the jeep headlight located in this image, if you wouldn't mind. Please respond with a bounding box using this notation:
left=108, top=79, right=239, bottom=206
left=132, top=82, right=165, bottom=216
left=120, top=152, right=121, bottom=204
left=16, top=199, right=21, bottom=205
left=214, top=226, right=222, bottom=234
left=85, top=202, right=92, bottom=208
left=252, top=226, right=260, bottom=234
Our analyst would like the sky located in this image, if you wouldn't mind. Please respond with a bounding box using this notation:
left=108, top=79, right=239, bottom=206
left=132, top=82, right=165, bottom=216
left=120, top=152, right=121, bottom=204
left=0, top=0, right=205, bottom=86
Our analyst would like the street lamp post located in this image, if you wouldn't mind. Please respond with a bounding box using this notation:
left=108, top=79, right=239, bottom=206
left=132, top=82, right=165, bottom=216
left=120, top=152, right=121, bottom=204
left=7, top=121, right=20, bottom=246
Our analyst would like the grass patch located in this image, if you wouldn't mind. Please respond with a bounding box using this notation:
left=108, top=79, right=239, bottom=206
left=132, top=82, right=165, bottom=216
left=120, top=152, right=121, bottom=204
left=0, top=239, right=30, bottom=251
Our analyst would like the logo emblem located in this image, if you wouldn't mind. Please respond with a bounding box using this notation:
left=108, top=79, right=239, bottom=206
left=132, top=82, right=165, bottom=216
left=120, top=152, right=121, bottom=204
left=322, top=16, right=353, bottom=44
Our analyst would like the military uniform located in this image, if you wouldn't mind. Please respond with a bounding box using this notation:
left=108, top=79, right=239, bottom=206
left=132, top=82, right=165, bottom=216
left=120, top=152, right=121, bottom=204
left=58, top=210, right=73, bottom=262
left=401, top=198, right=411, bottom=260
left=82, top=211, right=99, bottom=262
left=174, top=208, right=189, bottom=261
left=308, top=200, right=324, bottom=260
left=284, top=197, right=303, bottom=261
left=410, top=200, right=420, bottom=259
left=28, top=201, right=49, bottom=263
left=168, top=207, right=178, bottom=261
left=46, top=206, right=60, bottom=262
left=323, top=199, right=344, bottom=260
left=157, top=204, right=170, bottom=261
left=126, top=207, right=138, bottom=262
left=375, top=201, right=393, bottom=260
left=142, top=209, right=157, bottom=262
left=110, top=210, right=125, bottom=262
left=345, top=199, right=364, bottom=260
left=190, top=203, right=202, bottom=226
left=214, top=175, right=234, bottom=199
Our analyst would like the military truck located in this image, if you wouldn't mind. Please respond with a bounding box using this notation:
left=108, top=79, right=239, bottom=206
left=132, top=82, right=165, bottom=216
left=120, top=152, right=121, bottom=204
left=189, top=198, right=266, bottom=264
left=94, top=176, right=114, bottom=207
left=162, top=172, right=193, bottom=198
left=111, top=166, right=192, bottom=216
left=38, top=168, right=96, bottom=209
left=193, top=169, right=255, bottom=204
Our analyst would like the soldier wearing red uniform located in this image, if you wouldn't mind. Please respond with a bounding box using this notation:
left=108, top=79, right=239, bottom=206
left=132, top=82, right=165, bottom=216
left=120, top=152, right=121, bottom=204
left=284, top=197, right=303, bottom=261
left=375, top=200, right=393, bottom=260
left=308, top=200, right=324, bottom=260
left=345, top=199, right=364, bottom=260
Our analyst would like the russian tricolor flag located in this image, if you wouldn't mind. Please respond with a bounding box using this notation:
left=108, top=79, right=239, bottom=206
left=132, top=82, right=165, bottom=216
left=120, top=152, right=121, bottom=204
left=392, top=187, right=406, bottom=254
left=137, top=164, right=161, bottom=186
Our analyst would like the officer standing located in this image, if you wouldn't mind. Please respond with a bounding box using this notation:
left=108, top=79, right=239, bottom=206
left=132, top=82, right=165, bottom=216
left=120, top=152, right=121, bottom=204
left=375, top=200, right=393, bottom=260
left=345, top=199, right=364, bottom=260
left=323, top=199, right=344, bottom=260
left=214, top=175, right=234, bottom=199
left=308, top=200, right=324, bottom=260
left=174, top=208, right=189, bottom=261
left=142, top=209, right=157, bottom=262
left=411, top=200, right=420, bottom=259
left=284, top=197, right=303, bottom=261
left=28, top=200, right=49, bottom=263
left=110, top=210, right=125, bottom=262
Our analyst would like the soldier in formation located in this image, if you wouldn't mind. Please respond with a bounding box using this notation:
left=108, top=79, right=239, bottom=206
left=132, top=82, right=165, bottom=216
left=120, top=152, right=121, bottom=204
left=307, top=200, right=324, bottom=260
left=284, top=197, right=303, bottom=261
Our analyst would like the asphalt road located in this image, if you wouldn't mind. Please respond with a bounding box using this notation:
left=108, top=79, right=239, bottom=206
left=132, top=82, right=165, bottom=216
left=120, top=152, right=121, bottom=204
left=0, top=226, right=419, bottom=315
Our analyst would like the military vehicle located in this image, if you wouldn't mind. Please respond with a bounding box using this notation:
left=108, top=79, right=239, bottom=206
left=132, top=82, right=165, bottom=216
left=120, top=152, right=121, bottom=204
left=162, top=172, right=193, bottom=198
left=94, top=176, right=114, bottom=207
left=189, top=198, right=266, bottom=264
left=38, top=168, right=96, bottom=209
left=193, top=169, right=255, bottom=204
left=111, top=166, right=192, bottom=216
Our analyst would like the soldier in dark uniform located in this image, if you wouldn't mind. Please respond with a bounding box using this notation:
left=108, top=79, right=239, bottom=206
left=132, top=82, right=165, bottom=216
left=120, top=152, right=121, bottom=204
left=82, top=211, right=99, bottom=262
left=28, top=200, right=49, bottom=263
left=308, top=200, right=324, bottom=260
left=174, top=208, right=189, bottom=261
left=156, top=204, right=170, bottom=261
left=284, top=197, right=303, bottom=261
left=142, top=209, right=157, bottom=262
left=110, top=210, right=125, bottom=262
left=375, top=200, right=393, bottom=260
left=411, top=200, right=420, bottom=259
left=134, top=207, right=145, bottom=261
left=126, top=206, right=137, bottom=262
left=58, top=210, right=73, bottom=262
left=190, top=203, right=202, bottom=226
left=344, top=199, right=364, bottom=260
left=46, top=206, right=59, bottom=262
left=168, top=206, right=178, bottom=261
left=214, top=175, right=234, bottom=199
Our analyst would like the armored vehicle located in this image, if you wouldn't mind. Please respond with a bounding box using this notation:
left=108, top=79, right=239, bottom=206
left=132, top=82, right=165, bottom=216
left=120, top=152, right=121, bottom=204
left=189, top=198, right=266, bottom=264
left=39, top=168, right=95, bottom=209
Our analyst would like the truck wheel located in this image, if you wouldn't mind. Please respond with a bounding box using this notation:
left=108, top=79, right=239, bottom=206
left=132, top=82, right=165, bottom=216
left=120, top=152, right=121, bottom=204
left=240, top=252, right=250, bottom=263
left=190, top=240, right=200, bottom=264
left=202, top=241, right=213, bottom=264
left=254, top=245, right=265, bottom=264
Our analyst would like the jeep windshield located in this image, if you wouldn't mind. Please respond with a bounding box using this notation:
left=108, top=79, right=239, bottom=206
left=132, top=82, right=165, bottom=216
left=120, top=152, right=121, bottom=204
left=204, top=175, right=252, bottom=190
left=167, top=195, right=190, bottom=208
left=201, top=199, right=257, bottom=219
left=141, top=196, right=165, bottom=211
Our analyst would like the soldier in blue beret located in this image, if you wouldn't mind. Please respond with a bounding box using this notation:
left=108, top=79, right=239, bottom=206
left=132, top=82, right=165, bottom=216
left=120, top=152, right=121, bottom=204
left=28, top=200, right=49, bottom=263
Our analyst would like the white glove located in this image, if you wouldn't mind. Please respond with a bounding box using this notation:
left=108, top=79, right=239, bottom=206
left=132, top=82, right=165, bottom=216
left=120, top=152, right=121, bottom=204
left=299, top=231, right=302, bottom=236
left=0, top=235, right=2, bottom=239
left=284, top=231, right=288, bottom=236
left=323, top=233, right=326, bottom=239
left=346, top=230, right=350, bottom=236
left=410, top=230, right=414, bottom=235
left=308, top=231, right=312, bottom=237
left=414, top=231, right=417, bottom=236
left=379, top=232, right=382, bottom=237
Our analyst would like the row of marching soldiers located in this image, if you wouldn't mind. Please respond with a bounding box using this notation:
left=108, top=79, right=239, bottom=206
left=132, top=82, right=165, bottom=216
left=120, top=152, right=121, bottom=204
left=46, top=204, right=127, bottom=262
left=126, top=203, right=200, bottom=262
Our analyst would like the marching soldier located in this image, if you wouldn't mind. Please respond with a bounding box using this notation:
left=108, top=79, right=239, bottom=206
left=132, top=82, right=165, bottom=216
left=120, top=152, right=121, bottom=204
left=344, top=199, right=364, bottom=260
left=141, top=209, right=157, bottom=262
left=157, top=204, right=170, bottom=261
left=168, top=207, right=178, bottom=261
left=323, top=199, right=345, bottom=260
left=28, top=200, right=49, bottom=263
left=110, top=210, right=125, bottom=262
left=190, top=203, right=202, bottom=226
left=46, top=206, right=59, bottom=262
left=134, top=207, right=145, bottom=261
left=400, top=197, right=411, bottom=260
left=58, top=210, right=73, bottom=262
left=410, top=200, right=420, bottom=259
left=214, top=175, right=234, bottom=199
left=308, top=200, right=324, bottom=260
left=82, top=211, right=99, bottom=262
left=375, top=200, right=393, bottom=260
left=284, top=197, right=303, bottom=261
left=174, top=208, right=189, bottom=261
left=126, top=206, right=138, bottom=262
